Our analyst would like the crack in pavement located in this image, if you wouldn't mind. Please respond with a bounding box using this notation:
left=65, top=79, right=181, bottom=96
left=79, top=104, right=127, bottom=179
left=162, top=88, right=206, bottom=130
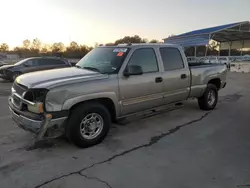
left=34, top=111, right=212, bottom=188
left=80, top=173, right=112, bottom=188
left=237, top=185, right=250, bottom=187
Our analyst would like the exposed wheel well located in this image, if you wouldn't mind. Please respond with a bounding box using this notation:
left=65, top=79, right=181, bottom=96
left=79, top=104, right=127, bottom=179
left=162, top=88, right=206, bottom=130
left=69, top=98, right=117, bottom=122
left=208, top=78, right=221, bottom=90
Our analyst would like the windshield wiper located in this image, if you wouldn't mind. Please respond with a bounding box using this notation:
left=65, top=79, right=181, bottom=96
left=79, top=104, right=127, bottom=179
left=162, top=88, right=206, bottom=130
left=83, top=66, right=101, bottom=73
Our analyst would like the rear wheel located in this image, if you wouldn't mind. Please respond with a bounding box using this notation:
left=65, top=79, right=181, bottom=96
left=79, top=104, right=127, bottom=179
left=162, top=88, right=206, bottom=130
left=198, top=84, right=218, bottom=110
left=66, top=102, right=111, bottom=148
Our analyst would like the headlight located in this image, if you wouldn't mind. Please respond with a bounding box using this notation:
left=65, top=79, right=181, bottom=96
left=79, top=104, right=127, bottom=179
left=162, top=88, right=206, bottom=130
left=24, top=88, right=49, bottom=102
left=28, top=102, right=44, bottom=114
left=24, top=88, right=49, bottom=114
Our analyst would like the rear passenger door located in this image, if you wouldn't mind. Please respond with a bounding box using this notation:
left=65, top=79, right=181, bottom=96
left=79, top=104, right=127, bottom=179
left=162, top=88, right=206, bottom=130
left=159, top=47, right=190, bottom=104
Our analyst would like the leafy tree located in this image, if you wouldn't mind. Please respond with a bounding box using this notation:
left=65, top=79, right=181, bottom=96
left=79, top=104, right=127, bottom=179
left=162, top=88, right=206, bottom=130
left=105, top=43, right=115, bottom=46
left=51, top=42, right=65, bottom=53
left=149, top=39, right=159, bottom=43
left=40, top=47, right=48, bottom=53
left=70, top=41, right=79, bottom=50
left=79, top=45, right=91, bottom=55
left=32, top=38, right=42, bottom=50
left=23, top=39, right=31, bottom=49
left=0, top=43, right=9, bottom=51
left=114, top=35, right=147, bottom=45
left=66, top=41, right=79, bottom=53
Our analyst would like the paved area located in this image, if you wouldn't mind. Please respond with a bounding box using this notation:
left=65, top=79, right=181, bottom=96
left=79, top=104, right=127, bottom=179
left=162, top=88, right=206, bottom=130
left=0, top=72, right=250, bottom=188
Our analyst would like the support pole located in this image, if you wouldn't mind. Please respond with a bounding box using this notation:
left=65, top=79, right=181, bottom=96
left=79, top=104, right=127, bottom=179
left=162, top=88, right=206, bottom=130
left=206, top=34, right=211, bottom=57
left=229, top=41, right=232, bottom=56
left=218, top=43, right=221, bottom=56
left=205, top=45, right=208, bottom=57
left=194, top=46, right=197, bottom=57
left=240, top=40, right=245, bottom=56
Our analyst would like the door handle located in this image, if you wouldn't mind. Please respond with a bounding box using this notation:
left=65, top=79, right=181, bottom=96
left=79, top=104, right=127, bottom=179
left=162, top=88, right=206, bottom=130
left=181, top=74, right=187, bottom=79
left=155, top=77, right=163, bottom=83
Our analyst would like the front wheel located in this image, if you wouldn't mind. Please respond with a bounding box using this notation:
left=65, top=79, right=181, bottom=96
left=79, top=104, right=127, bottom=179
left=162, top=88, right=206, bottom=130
left=66, top=102, right=111, bottom=148
left=198, top=84, right=218, bottom=110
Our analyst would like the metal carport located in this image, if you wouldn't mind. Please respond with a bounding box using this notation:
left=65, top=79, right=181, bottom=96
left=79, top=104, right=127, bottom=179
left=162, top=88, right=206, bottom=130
left=163, top=21, right=250, bottom=56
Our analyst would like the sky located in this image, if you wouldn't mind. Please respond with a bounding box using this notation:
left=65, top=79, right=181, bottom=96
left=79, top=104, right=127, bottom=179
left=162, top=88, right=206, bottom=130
left=0, top=0, right=249, bottom=47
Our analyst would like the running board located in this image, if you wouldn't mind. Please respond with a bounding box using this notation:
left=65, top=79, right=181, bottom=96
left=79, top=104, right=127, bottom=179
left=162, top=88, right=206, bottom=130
left=115, top=102, right=184, bottom=125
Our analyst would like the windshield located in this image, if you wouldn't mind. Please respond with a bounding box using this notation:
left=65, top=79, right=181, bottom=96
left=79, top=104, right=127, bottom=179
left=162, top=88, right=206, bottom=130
left=76, top=47, right=130, bottom=74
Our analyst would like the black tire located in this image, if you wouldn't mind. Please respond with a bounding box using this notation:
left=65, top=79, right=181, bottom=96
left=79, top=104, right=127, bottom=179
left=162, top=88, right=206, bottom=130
left=66, top=102, right=111, bottom=148
left=198, top=84, right=218, bottom=111
left=12, top=72, right=21, bottom=82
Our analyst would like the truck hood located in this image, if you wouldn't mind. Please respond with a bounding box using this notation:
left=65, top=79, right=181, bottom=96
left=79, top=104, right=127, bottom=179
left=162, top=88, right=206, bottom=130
left=16, top=67, right=108, bottom=89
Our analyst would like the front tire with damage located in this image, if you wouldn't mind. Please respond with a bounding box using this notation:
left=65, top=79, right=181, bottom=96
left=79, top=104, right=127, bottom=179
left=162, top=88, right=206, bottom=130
left=66, top=102, right=111, bottom=148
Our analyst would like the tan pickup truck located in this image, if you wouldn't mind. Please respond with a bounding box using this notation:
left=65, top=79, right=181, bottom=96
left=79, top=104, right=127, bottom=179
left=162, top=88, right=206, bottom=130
left=9, top=44, right=227, bottom=147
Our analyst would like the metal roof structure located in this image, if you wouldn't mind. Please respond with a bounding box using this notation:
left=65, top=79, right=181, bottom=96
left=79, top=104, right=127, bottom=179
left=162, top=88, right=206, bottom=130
left=164, top=21, right=250, bottom=47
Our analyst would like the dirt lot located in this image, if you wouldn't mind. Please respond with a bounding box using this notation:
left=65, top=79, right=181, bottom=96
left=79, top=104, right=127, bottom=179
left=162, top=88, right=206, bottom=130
left=0, top=72, right=250, bottom=188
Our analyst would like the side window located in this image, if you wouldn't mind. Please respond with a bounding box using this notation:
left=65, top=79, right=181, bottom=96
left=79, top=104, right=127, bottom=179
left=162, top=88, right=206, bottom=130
left=38, top=59, right=65, bottom=65
left=25, top=60, right=36, bottom=66
left=51, top=59, right=65, bottom=65
left=36, top=59, right=46, bottom=66
left=160, top=47, right=184, bottom=71
left=127, top=48, right=158, bottom=73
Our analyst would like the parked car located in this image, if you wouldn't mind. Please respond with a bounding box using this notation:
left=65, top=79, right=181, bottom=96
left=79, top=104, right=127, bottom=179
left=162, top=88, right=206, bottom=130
left=187, top=57, right=198, bottom=64
left=197, top=57, right=208, bottom=63
left=204, top=56, right=219, bottom=64
left=0, top=60, right=8, bottom=67
left=217, top=57, right=231, bottom=69
left=0, top=57, right=71, bottom=81
left=243, top=55, right=250, bottom=61
left=9, top=44, right=227, bottom=148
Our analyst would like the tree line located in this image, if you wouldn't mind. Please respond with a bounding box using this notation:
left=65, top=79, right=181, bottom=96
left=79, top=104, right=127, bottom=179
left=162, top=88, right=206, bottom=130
left=0, top=35, right=160, bottom=58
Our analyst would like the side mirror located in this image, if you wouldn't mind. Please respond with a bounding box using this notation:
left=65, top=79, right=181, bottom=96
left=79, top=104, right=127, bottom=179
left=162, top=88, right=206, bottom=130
left=23, top=63, right=29, bottom=67
left=123, top=65, right=143, bottom=77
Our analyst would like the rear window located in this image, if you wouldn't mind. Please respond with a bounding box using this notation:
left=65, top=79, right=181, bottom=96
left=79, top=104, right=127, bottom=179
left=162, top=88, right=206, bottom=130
left=76, top=47, right=130, bottom=74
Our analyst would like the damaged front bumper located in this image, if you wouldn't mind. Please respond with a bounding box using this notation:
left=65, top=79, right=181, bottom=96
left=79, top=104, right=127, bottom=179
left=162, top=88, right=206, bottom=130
left=9, top=97, right=68, bottom=137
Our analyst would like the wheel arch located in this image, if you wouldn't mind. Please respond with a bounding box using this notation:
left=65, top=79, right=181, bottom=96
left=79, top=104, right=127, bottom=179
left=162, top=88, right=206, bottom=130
left=63, top=93, right=120, bottom=122
left=208, top=78, right=221, bottom=90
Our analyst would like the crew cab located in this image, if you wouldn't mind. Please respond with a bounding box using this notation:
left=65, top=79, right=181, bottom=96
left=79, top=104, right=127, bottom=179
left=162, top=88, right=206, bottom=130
left=9, top=44, right=227, bottom=147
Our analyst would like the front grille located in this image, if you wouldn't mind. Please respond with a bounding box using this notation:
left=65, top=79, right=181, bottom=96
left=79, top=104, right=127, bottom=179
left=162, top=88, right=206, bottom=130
left=0, top=70, right=4, bottom=75
left=13, top=82, right=28, bottom=96
left=13, top=95, right=21, bottom=107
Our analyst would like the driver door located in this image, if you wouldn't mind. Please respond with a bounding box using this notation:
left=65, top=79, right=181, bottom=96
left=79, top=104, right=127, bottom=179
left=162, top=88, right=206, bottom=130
left=119, top=48, right=164, bottom=116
